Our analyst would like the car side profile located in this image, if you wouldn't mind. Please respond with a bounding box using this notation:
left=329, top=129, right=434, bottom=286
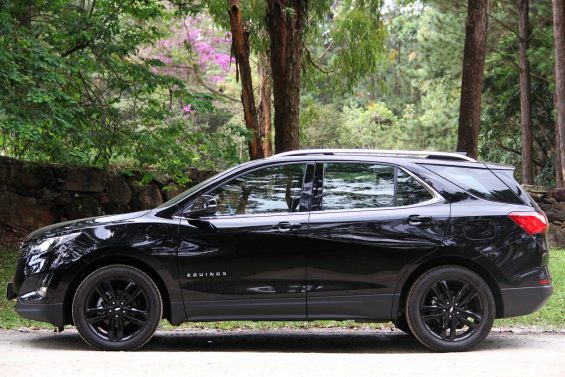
left=6, top=149, right=553, bottom=352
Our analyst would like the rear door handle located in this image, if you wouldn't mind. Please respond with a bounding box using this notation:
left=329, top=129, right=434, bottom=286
left=405, top=215, right=432, bottom=226
left=274, top=222, right=302, bottom=232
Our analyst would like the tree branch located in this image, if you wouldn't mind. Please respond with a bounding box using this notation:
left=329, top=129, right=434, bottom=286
left=305, top=47, right=335, bottom=74
left=192, top=64, right=239, bottom=102
left=495, top=140, right=544, bottom=167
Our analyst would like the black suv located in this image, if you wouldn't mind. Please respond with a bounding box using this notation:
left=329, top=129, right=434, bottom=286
left=6, top=149, right=553, bottom=352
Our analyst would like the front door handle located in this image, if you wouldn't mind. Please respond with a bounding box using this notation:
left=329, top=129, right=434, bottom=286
left=274, top=222, right=302, bottom=232
left=405, top=215, right=432, bottom=226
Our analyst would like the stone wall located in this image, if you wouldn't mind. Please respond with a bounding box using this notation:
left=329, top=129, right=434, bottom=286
left=524, top=185, right=565, bottom=248
left=0, top=157, right=216, bottom=232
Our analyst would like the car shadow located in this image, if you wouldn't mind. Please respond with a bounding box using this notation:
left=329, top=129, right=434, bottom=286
left=26, top=329, right=529, bottom=354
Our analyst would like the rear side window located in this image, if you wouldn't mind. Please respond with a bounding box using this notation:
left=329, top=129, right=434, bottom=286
left=397, top=169, right=434, bottom=206
left=422, top=165, right=523, bottom=204
left=490, top=169, right=534, bottom=207
left=318, top=163, right=434, bottom=211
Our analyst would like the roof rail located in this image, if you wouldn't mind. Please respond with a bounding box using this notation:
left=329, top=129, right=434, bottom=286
left=269, top=149, right=477, bottom=162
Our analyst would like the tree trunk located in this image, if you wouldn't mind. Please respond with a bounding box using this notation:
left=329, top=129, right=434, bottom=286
left=518, top=0, right=534, bottom=184
left=267, top=0, right=306, bottom=153
left=456, top=0, right=490, bottom=159
left=553, top=0, right=565, bottom=187
left=15, top=0, right=33, bottom=28
left=258, top=51, right=273, bottom=157
left=228, top=0, right=263, bottom=160
left=556, top=102, right=564, bottom=187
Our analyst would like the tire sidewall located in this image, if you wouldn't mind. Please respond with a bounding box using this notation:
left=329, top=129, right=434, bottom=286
left=72, top=265, right=162, bottom=351
left=406, top=266, right=495, bottom=352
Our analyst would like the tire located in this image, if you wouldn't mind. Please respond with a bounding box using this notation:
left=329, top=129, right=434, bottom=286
left=406, top=266, right=495, bottom=352
left=72, top=264, right=162, bottom=351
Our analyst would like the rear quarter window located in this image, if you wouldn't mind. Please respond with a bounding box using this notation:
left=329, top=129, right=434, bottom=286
left=421, top=164, right=523, bottom=204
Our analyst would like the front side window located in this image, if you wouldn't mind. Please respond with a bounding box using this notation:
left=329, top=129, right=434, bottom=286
left=208, top=164, right=307, bottom=216
left=318, top=163, right=434, bottom=211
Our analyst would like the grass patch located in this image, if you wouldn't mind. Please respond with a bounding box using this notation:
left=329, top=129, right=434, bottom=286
left=1, top=248, right=563, bottom=330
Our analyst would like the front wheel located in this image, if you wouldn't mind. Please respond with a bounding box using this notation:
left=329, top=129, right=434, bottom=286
left=72, top=264, right=162, bottom=351
left=406, top=266, right=495, bottom=352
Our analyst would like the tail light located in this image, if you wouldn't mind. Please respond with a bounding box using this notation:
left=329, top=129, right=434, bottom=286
left=508, top=212, right=549, bottom=235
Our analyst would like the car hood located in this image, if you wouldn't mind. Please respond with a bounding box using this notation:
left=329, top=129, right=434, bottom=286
left=25, top=210, right=152, bottom=241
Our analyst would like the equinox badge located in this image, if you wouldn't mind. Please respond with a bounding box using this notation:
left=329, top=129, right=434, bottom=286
left=187, top=272, right=228, bottom=278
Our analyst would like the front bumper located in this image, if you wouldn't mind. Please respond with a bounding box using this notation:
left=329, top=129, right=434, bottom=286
left=15, top=301, right=66, bottom=327
left=7, top=274, right=67, bottom=327
left=500, top=285, right=553, bottom=318
left=6, top=281, right=16, bottom=300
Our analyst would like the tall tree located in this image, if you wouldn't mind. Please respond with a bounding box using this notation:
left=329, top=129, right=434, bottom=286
left=206, top=0, right=386, bottom=155
left=456, top=0, right=490, bottom=159
left=554, top=0, right=565, bottom=187
left=228, top=0, right=263, bottom=159
left=518, top=0, right=533, bottom=184
left=257, top=51, right=273, bottom=156
left=266, top=0, right=306, bottom=153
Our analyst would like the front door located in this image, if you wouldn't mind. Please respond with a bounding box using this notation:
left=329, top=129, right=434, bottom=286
left=177, top=162, right=314, bottom=320
left=306, top=161, right=450, bottom=320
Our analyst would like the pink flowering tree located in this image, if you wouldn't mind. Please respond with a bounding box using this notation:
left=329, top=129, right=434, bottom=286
left=139, top=14, right=236, bottom=116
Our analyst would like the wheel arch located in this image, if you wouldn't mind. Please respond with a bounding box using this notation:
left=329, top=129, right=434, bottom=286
left=62, top=249, right=177, bottom=325
left=396, top=255, right=503, bottom=319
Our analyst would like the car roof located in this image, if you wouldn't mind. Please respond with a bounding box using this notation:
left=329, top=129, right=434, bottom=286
left=259, top=149, right=514, bottom=170
left=269, top=149, right=476, bottom=162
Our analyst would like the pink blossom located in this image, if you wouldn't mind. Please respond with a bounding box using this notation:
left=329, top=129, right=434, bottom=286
left=209, top=75, right=225, bottom=83
left=182, top=104, right=195, bottom=114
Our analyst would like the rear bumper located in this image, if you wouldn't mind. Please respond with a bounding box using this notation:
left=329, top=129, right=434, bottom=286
left=500, top=285, right=553, bottom=318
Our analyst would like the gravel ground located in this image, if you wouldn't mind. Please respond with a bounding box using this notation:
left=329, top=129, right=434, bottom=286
left=0, top=328, right=563, bottom=377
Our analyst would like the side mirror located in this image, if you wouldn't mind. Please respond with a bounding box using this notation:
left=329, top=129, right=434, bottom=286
left=183, top=195, right=217, bottom=218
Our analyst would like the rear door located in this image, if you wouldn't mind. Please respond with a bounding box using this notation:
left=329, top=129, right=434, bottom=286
left=306, top=161, right=450, bottom=320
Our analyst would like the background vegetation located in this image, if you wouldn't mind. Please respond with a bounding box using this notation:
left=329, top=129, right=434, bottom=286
left=1, top=0, right=565, bottom=330
left=1, top=0, right=563, bottom=186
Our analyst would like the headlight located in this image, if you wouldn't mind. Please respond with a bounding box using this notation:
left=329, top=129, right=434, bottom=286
left=24, top=232, right=81, bottom=257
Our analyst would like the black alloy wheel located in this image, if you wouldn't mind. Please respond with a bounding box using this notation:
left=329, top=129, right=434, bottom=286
left=406, top=266, right=495, bottom=352
left=72, top=265, right=162, bottom=351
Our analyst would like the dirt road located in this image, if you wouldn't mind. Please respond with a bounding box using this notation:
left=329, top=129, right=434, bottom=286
left=0, top=328, right=563, bottom=377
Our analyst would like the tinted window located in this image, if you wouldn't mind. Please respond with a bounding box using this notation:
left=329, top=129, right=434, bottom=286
left=209, top=164, right=306, bottom=215
left=320, top=163, right=433, bottom=211
left=422, top=164, right=522, bottom=204
left=490, top=168, right=532, bottom=207
left=397, top=169, right=434, bottom=206
left=322, top=163, right=395, bottom=210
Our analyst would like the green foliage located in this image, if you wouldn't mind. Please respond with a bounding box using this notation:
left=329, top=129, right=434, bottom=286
left=0, top=0, right=559, bottom=187
left=0, top=0, right=244, bottom=182
left=300, top=99, right=403, bottom=150
left=301, top=4, right=464, bottom=153
left=305, top=0, right=387, bottom=94
left=480, top=1, right=556, bottom=185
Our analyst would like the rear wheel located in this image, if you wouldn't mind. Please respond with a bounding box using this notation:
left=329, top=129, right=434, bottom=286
left=72, top=265, right=162, bottom=351
left=406, top=266, right=495, bottom=352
